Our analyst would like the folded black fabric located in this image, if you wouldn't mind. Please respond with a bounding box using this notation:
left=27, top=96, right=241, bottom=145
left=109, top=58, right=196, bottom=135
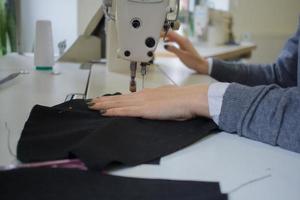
left=17, top=100, right=218, bottom=170
left=0, top=168, right=227, bottom=200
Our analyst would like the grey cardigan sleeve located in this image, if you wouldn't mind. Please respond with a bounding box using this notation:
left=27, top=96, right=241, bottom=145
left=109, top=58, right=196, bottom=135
left=211, top=27, right=299, bottom=87
left=210, top=21, right=300, bottom=153
left=219, top=83, right=300, bottom=153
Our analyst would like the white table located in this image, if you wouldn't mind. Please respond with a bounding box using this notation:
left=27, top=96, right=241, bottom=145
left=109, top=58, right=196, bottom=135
left=1, top=54, right=300, bottom=200
left=0, top=54, right=89, bottom=165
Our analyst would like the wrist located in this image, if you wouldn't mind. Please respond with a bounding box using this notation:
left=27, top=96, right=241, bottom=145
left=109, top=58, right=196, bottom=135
left=198, top=85, right=210, bottom=118
left=187, top=85, right=210, bottom=118
left=195, top=58, right=209, bottom=75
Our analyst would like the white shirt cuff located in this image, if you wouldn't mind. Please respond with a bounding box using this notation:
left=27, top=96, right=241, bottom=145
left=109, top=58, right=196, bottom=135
left=207, top=58, right=213, bottom=75
left=208, top=82, right=230, bottom=125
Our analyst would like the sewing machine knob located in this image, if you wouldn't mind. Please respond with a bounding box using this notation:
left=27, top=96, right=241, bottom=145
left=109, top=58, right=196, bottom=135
left=145, top=37, right=156, bottom=48
left=124, top=50, right=131, bottom=57
left=132, top=19, right=141, bottom=29
left=147, top=51, right=153, bottom=57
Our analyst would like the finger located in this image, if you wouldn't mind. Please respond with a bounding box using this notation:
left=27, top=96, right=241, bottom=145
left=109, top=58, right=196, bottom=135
left=103, top=106, right=143, bottom=117
left=164, top=45, right=185, bottom=57
left=164, top=45, right=191, bottom=62
left=165, top=31, right=184, bottom=42
left=165, top=32, right=189, bottom=50
left=161, top=31, right=181, bottom=40
left=165, top=32, right=201, bottom=57
left=90, top=99, right=142, bottom=110
left=143, top=85, right=176, bottom=90
left=159, top=84, right=177, bottom=89
left=88, top=94, right=139, bottom=109
left=92, top=93, right=136, bottom=103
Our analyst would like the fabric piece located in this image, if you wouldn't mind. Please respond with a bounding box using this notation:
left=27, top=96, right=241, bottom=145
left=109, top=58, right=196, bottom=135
left=0, top=168, right=227, bottom=200
left=17, top=99, right=218, bottom=170
left=208, top=82, right=230, bottom=124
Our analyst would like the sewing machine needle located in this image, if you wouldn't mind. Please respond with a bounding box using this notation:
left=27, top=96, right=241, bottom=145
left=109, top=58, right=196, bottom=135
left=142, top=75, right=145, bottom=90
left=130, top=62, right=137, bottom=92
left=141, top=63, right=147, bottom=90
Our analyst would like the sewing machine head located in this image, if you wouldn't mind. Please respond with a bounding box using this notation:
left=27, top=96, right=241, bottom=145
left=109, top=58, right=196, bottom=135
left=103, top=0, right=180, bottom=92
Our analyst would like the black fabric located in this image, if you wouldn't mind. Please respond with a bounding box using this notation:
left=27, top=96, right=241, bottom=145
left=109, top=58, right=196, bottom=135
left=0, top=168, right=227, bottom=200
left=17, top=100, right=218, bottom=170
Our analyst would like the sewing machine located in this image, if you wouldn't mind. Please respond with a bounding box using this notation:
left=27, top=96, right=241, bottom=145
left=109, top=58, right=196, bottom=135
left=103, top=0, right=180, bottom=92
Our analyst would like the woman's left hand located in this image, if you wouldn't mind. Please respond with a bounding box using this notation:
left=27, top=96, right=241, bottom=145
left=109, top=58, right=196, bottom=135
left=88, top=84, right=210, bottom=121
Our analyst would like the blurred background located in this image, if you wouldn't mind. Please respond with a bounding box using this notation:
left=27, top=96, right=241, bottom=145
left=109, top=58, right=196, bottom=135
left=0, top=0, right=299, bottom=64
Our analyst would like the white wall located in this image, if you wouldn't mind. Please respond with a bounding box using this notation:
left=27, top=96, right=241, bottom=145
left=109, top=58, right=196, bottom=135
left=209, top=0, right=229, bottom=11
left=20, top=0, right=300, bottom=63
left=77, top=0, right=102, bottom=35
left=20, top=0, right=78, bottom=54
left=230, top=0, right=300, bottom=63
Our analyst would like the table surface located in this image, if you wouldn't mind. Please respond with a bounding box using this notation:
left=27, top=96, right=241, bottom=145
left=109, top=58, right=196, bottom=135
left=1, top=53, right=300, bottom=200
left=0, top=54, right=89, bottom=165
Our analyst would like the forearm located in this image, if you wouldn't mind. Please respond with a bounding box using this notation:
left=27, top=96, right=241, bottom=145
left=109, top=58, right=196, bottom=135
left=211, top=59, right=296, bottom=87
left=218, top=83, right=300, bottom=153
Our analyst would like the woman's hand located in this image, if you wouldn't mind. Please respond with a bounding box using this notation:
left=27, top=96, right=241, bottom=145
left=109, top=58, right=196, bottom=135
left=164, top=31, right=209, bottom=74
left=88, top=85, right=210, bottom=121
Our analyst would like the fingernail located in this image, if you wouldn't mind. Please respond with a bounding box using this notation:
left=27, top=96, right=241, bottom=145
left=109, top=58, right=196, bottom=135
left=100, top=109, right=107, bottom=115
left=164, top=45, right=169, bottom=50
left=87, top=102, right=95, bottom=107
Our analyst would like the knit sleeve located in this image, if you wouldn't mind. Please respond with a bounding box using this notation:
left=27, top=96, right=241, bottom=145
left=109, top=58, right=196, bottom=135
left=219, top=83, right=300, bottom=153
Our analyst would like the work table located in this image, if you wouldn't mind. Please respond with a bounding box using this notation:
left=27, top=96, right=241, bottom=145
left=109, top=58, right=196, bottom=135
left=0, top=54, right=89, bottom=165
left=1, top=52, right=300, bottom=200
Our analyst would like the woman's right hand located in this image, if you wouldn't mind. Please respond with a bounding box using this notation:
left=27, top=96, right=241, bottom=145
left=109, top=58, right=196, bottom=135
left=164, top=31, right=209, bottom=75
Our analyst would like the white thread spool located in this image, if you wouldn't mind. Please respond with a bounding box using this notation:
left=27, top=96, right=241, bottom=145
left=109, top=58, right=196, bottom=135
left=34, top=20, right=54, bottom=70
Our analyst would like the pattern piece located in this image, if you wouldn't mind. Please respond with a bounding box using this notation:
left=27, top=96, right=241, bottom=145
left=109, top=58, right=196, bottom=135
left=0, top=168, right=227, bottom=200
left=17, top=100, right=218, bottom=170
